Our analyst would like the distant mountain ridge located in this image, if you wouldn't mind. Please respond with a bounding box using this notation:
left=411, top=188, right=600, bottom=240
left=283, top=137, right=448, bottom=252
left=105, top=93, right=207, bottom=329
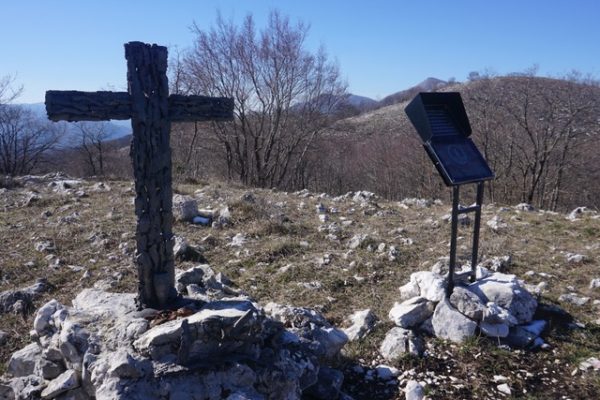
left=379, top=77, right=448, bottom=107
left=17, top=103, right=132, bottom=145
left=337, top=77, right=450, bottom=115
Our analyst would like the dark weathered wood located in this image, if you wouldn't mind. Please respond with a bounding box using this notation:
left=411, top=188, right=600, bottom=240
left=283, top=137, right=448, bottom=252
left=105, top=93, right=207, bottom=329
left=45, top=91, right=131, bottom=121
left=169, top=95, right=234, bottom=122
left=44, top=41, right=234, bottom=310
left=126, top=41, right=175, bottom=309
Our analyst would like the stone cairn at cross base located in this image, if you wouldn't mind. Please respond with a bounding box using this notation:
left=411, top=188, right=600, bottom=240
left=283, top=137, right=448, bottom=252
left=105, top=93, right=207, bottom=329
left=0, top=264, right=349, bottom=400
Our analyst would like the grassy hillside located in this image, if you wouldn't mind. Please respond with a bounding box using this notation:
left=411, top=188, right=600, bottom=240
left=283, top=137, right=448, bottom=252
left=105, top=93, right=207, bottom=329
left=1, top=175, right=600, bottom=398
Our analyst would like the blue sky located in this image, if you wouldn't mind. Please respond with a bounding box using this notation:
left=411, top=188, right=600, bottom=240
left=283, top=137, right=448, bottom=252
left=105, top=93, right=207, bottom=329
left=1, top=0, right=599, bottom=103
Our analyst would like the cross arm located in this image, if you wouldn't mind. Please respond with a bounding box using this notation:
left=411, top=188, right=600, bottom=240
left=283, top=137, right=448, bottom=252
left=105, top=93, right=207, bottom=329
left=46, top=90, right=131, bottom=122
left=168, top=95, right=234, bottom=122
left=46, top=91, right=233, bottom=123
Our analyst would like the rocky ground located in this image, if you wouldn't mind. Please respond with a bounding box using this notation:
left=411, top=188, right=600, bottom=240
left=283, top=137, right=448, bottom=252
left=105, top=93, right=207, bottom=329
left=1, top=173, right=600, bottom=399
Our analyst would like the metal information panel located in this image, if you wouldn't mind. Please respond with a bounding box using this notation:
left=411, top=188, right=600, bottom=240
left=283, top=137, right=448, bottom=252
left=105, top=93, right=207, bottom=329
left=406, top=92, right=494, bottom=186
left=405, top=92, right=495, bottom=295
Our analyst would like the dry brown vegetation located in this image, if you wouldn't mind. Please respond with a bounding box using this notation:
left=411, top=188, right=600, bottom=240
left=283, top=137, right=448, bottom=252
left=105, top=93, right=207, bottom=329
left=1, top=175, right=600, bottom=398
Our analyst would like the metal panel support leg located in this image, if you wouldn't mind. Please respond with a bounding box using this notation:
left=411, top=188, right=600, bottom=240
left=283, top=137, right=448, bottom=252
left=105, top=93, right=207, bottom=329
left=447, top=185, right=460, bottom=298
left=470, top=182, right=485, bottom=282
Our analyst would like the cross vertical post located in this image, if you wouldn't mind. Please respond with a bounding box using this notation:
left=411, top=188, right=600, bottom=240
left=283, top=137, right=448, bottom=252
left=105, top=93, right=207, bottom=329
left=126, top=42, right=175, bottom=309
left=45, top=41, right=234, bottom=309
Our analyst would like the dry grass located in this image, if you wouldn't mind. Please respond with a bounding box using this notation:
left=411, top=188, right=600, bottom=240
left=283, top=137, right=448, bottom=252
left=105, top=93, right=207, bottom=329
left=1, top=176, right=600, bottom=398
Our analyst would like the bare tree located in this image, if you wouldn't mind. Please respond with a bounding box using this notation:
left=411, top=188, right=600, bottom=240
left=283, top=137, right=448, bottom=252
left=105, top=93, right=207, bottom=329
left=0, top=76, right=63, bottom=175
left=0, top=75, right=22, bottom=105
left=73, top=122, right=112, bottom=176
left=463, top=71, right=600, bottom=210
left=180, top=11, right=347, bottom=188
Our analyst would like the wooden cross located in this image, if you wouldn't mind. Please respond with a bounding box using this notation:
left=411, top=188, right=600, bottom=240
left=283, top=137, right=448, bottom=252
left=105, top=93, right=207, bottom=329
left=45, top=41, right=233, bottom=309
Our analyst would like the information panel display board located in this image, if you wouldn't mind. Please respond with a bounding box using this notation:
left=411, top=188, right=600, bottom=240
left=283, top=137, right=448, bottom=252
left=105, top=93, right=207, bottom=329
left=405, top=92, right=494, bottom=186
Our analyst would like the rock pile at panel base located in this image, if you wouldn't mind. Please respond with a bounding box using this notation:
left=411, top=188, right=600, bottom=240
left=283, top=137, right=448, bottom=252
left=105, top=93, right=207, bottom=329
left=0, top=264, right=349, bottom=400
left=381, top=263, right=548, bottom=361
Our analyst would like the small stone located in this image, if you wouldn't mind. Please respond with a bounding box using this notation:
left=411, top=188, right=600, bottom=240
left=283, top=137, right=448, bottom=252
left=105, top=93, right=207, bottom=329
left=432, top=299, right=477, bottom=343
left=35, top=240, right=56, bottom=253
left=399, top=280, right=420, bottom=300
left=480, top=322, right=509, bottom=338
left=405, top=380, right=425, bottom=400
left=502, top=326, right=538, bottom=348
left=497, top=383, right=511, bottom=396
left=567, top=206, right=589, bottom=221
left=348, top=234, right=369, bottom=250
left=39, top=358, right=66, bottom=380
left=41, top=370, right=80, bottom=399
left=468, top=274, right=537, bottom=324
left=107, top=350, right=146, bottom=378
left=388, top=245, right=399, bottom=261
left=579, top=357, right=600, bottom=371
left=375, top=365, right=400, bottom=380
left=410, top=271, right=447, bottom=302
left=379, top=327, right=424, bottom=359
left=515, top=203, right=534, bottom=212
left=558, top=293, right=589, bottom=306
left=487, top=215, right=508, bottom=231
left=450, top=286, right=485, bottom=321
left=343, top=309, right=377, bottom=341
left=389, top=297, right=435, bottom=329
left=34, top=299, right=63, bottom=335
left=482, top=302, right=518, bottom=326
left=566, top=253, right=585, bottom=264
left=7, top=343, right=41, bottom=377
left=590, top=279, right=600, bottom=290
left=173, top=195, right=199, bottom=221
left=230, top=233, right=247, bottom=247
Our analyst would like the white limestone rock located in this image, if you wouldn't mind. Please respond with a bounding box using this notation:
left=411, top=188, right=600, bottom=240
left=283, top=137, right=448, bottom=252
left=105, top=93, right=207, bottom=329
left=7, top=343, right=41, bottom=377
left=567, top=206, right=589, bottom=221
left=468, top=274, right=537, bottom=324
left=487, top=215, right=508, bottom=231
left=514, top=203, right=534, bottom=212
left=72, top=289, right=137, bottom=317
left=37, top=358, right=66, bottom=380
left=375, top=365, right=400, bottom=380
left=41, top=369, right=80, bottom=399
left=347, top=233, right=369, bottom=249
left=265, top=303, right=349, bottom=361
left=230, top=233, right=247, bottom=247
left=482, top=302, right=518, bottom=326
left=343, top=309, right=377, bottom=341
left=388, top=297, right=435, bottom=329
left=399, top=280, right=420, bottom=300
left=379, top=327, right=424, bottom=359
left=497, top=383, right=511, bottom=396
left=449, top=286, right=485, bottom=321
left=34, top=299, right=64, bottom=336
left=0, top=375, right=44, bottom=399
left=559, top=292, right=590, bottom=306
left=479, top=322, right=509, bottom=338
left=432, top=299, right=477, bottom=343
left=410, top=271, right=447, bottom=302
left=566, top=253, right=586, bottom=264
left=404, top=380, right=425, bottom=400
left=134, top=302, right=261, bottom=360
left=173, top=194, right=199, bottom=221
left=479, top=256, right=512, bottom=272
